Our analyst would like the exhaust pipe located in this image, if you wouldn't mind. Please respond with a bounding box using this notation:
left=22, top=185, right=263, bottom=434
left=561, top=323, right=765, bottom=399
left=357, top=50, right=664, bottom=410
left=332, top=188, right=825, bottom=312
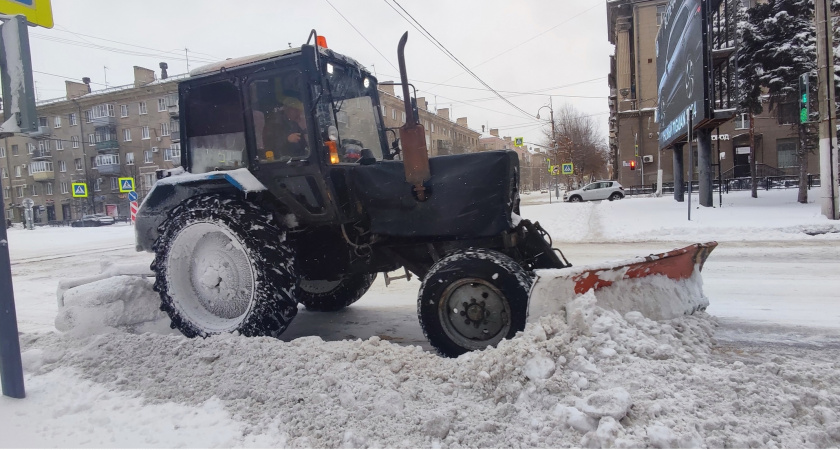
left=397, top=32, right=431, bottom=201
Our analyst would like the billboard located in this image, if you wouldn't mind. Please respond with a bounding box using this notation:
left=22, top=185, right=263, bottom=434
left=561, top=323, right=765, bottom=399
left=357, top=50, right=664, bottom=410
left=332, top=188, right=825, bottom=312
left=656, top=0, right=710, bottom=149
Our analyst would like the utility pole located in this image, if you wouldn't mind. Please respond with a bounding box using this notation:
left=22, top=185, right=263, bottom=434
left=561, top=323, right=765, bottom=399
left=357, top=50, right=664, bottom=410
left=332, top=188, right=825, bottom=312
left=549, top=97, right=559, bottom=199
left=815, top=0, right=839, bottom=219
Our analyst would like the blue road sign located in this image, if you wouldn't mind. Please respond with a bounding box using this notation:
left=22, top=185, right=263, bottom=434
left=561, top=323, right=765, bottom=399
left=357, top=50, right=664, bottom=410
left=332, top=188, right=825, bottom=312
left=128, top=190, right=138, bottom=202
left=561, top=163, right=574, bottom=175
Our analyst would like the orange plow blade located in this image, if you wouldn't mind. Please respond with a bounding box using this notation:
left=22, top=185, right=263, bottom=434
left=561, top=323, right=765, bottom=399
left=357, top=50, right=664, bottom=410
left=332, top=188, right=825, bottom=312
left=528, top=242, right=717, bottom=322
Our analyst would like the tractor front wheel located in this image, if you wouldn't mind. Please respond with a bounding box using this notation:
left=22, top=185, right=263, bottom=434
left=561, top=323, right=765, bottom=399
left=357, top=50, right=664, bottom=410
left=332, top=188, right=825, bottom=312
left=417, top=249, right=531, bottom=357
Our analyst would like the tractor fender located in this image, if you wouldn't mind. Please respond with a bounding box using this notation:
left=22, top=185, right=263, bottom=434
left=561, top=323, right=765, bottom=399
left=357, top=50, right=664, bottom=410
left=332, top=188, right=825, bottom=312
left=135, top=169, right=268, bottom=253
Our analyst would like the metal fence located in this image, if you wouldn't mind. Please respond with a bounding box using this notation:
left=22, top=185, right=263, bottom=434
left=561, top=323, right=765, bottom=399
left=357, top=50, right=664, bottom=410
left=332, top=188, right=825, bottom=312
left=625, top=175, right=822, bottom=197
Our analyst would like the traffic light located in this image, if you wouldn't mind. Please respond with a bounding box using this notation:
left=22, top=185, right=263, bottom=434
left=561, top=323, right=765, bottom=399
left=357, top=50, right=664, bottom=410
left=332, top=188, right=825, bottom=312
left=630, top=160, right=636, bottom=170
left=799, top=73, right=809, bottom=124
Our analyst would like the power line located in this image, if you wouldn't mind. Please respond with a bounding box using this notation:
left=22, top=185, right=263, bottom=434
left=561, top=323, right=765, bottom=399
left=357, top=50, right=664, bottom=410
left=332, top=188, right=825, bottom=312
left=51, top=25, right=223, bottom=61
left=324, top=0, right=400, bottom=73
left=31, top=33, right=217, bottom=64
left=384, top=0, right=537, bottom=121
left=33, top=70, right=106, bottom=86
left=377, top=74, right=606, bottom=97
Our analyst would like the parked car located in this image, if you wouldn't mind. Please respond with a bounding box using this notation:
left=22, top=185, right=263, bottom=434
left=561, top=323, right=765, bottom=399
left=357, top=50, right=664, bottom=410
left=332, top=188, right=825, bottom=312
left=71, top=214, right=116, bottom=227
left=564, top=180, right=625, bottom=202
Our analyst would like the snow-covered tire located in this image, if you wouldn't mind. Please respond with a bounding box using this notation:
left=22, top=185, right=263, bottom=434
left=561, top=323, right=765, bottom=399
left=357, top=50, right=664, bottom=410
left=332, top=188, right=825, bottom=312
left=298, top=273, right=377, bottom=312
left=568, top=195, right=582, bottom=203
left=609, top=192, right=623, bottom=201
left=151, top=194, right=297, bottom=338
left=418, top=249, right=531, bottom=358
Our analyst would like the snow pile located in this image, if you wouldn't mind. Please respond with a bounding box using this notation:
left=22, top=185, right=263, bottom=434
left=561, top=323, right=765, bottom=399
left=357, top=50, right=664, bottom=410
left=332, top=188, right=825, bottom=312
left=55, top=275, right=171, bottom=337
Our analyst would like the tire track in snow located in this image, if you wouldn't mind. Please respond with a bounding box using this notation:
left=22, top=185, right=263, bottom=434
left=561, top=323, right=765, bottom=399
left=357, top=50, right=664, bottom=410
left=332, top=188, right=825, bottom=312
left=11, top=245, right=135, bottom=266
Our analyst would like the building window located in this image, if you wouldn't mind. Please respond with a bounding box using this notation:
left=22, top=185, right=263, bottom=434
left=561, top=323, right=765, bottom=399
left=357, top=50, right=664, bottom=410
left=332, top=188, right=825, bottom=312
left=84, top=110, right=92, bottom=123
left=392, top=109, right=396, bottom=120
left=69, top=113, right=77, bottom=126
left=170, top=120, right=180, bottom=136
left=777, top=103, right=797, bottom=125
left=0, top=146, right=4, bottom=158
left=60, top=182, right=68, bottom=194
left=160, top=121, right=170, bottom=136
left=92, top=104, right=115, bottom=118
left=71, top=136, right=79, bottom=148
left=14, top=166, right=21, bottom=177
left=94, top=178, right=102, bottom=191
left=11, top=144, right=18, bottom=155
left=431, top=123, right=435, bottom=133
left=110, top=177, right=118, bottom=190
left=139, top=101, right=147, bottom=115
left=28, top=143, right=35, bottom=154
left=1, top=167, right=6, bottom=178
left=55, top=139, right=63, bottom=150
left=158, top=98, right=167, bottom=112
left=46, top=182, right=53, bottom=195
left=120, top=104, right=129, bottom=117
left=88, top=134, right=95, bottom=146
left=75, top=158, right=83, bottom=170
left=3, top=187, right=9, bottom=199
left=126, top=152, right=135, bottom=165
left=735, top=113, right=750, bottom=130
left=15, top=186, right=23, bottom=198
left=54, top=116, right=61, bottom=128
left=401, top=112, right=406, bottom=123
left=143, top=173, right=155, bottom=190
left=30, top=184, right=37, bottom=196
left=141, top=126, right=150, bottom=140
left=59, top=160, right=66, bottom=172
left=123, top=128, right=131, bottom=142
left=164, top=144, right=181, bottom=161
left=144, top=150, right=153, bottom=163
left=38, top=116, right=47, bottom=128
left=657, top=5, right=667, bottom=26
left=777, top=139, right=798, bottom=168
left=95, top=154, right=120, bottom=167
left=381, top=105, right=386, bottom=117
left=29, top=161, right=54, bottom=174
left=38, top=140, right=48, bottom=152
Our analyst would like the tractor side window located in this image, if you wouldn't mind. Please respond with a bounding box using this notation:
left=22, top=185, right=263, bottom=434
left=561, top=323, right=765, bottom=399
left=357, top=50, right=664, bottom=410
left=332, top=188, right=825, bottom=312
left=249, top=71, right=309, bottom=162
left=185, top=79, right=247, bottom=173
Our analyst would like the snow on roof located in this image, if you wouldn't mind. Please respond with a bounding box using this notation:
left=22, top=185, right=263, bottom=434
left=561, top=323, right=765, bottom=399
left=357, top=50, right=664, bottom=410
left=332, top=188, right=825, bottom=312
left=190, top=47, right=301, bottom=77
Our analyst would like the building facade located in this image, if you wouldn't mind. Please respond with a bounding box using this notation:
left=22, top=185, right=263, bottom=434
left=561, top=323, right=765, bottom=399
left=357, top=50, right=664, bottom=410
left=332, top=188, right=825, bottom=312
left=2, top=65, right=183, bottom=224
left=607, top=0, right=817, bottom=189
left=378, top=83, right=481, bottom=155
left=479, top=129, right=549, bottom=191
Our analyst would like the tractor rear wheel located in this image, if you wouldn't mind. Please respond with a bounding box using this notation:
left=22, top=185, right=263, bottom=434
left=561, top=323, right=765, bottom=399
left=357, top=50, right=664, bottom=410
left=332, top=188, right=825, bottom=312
left=151, top=194, right=298, bottom=338
left=417, top=249, right=531, bottom=357
left=298, top=273, right=377, bottom=312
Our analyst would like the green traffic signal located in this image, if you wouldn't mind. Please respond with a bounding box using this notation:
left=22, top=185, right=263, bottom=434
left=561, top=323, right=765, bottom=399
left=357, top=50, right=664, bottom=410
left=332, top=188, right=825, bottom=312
left=800, top=108, right=808, bottom=124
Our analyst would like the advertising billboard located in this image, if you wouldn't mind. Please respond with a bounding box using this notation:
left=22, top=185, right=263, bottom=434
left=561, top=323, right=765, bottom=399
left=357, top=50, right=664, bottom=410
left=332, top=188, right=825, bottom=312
left=656, top=0, right=710, bottom=149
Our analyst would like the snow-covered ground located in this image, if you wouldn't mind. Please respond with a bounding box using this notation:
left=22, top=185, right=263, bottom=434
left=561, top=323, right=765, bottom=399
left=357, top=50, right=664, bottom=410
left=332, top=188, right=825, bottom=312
left=2, top=189, right=840, bottom=448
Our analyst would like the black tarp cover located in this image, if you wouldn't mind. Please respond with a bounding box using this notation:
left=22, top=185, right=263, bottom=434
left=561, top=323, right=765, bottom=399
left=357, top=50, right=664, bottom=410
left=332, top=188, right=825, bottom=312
left=351, top=151, right=518, bottom=238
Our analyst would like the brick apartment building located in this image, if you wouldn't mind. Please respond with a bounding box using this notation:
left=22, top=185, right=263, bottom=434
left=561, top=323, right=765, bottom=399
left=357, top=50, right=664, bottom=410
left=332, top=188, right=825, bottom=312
left=2, top=64, right=182, bottom=224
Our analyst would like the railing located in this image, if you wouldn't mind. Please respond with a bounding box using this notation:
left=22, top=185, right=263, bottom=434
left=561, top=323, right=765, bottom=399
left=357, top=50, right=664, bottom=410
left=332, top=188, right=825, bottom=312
left=95, top=140, right=119, bottom=152
left=720, top=163, right=787, bottom=180
left=626, top=174, right=821, bottom=197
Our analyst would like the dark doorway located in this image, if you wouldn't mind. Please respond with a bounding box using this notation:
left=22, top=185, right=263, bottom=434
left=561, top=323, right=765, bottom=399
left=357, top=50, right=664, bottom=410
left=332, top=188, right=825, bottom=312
left=734, top=146, right=750, bottom=178
left=62, top=204, right=71, bottom=221
left=46, top=205, right=56, bottom=222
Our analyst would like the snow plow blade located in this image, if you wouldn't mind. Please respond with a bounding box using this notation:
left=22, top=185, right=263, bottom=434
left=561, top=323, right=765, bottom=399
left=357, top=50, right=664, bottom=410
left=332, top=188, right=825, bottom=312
left=528, top=242, right=717, bottom=322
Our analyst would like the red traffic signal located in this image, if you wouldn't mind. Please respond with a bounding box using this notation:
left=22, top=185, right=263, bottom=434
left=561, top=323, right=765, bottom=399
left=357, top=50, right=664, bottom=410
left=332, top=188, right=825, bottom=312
left=630, top=160, right=636, bottom=170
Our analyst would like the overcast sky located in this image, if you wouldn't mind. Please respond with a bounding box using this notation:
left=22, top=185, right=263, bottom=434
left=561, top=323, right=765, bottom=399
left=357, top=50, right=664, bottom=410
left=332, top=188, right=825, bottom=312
left=28, top=0, right=612, bottom=150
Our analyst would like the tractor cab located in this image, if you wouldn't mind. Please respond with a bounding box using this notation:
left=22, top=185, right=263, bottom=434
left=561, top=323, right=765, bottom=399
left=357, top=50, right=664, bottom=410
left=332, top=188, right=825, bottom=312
left=179, top=39, right=389, bottom=224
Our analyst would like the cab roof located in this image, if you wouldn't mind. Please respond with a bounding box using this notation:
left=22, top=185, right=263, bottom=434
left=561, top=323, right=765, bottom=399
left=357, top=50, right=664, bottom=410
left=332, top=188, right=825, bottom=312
left=189, top=47, right=302, bottom=77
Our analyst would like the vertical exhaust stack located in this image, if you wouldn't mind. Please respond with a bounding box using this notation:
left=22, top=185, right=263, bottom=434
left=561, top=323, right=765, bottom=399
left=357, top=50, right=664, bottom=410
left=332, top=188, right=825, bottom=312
left=397, top=32, right=431, bottom=201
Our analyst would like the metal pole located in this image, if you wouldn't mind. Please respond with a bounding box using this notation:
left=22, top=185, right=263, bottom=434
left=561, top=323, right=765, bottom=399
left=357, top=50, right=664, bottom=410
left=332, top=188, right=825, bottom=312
left=815, top=0, right=839, bottom=219
left=688, top=108, right=693, bottom=221
left=0, top=177, right=25, bottom=398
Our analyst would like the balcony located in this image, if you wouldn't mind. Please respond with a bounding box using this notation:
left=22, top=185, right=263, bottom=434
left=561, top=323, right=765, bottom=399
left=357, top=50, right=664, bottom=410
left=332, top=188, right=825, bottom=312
left=91, top=115, right=117, bottom=127
left=32, top=171, right=55, bottom=182
left=168, top=103, right=179, bottom=118
left=96, top=139, right=119, bottom=152
left=96, top=164, right=120, bottom=176
left=31, top=149, right=52, bottom=160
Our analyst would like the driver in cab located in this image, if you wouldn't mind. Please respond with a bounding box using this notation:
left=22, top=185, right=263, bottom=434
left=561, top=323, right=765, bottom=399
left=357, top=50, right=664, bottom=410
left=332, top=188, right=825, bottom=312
left=263, top=96, right=308, bottom=160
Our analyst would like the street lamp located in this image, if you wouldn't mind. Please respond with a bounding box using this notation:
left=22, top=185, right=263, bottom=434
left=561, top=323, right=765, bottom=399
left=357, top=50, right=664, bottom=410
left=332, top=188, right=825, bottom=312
left=536, top=98, right=560, bottom=200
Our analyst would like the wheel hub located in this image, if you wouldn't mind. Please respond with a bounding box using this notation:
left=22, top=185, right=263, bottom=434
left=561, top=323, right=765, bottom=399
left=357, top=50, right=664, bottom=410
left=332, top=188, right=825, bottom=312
left=439, top=278, right=510, bottom=347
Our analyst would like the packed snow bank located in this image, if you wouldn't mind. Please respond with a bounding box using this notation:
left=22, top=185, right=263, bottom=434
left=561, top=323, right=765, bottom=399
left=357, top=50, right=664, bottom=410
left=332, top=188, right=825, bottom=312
left=55, top=275, right=171, bottom=337
left=526, top=189, right=840, bottom=243
left=26, top=284, right=838, bottom=447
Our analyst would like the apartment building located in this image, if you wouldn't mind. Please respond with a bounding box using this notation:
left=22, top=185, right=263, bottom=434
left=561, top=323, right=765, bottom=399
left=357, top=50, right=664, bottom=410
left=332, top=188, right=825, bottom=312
left=607, top=0, right=817, bottom=188
left=378, top=83, right=481, bottom=155
left=480, top=129, right=548, bottom=190
left=2, top=65, right=182, bottom=224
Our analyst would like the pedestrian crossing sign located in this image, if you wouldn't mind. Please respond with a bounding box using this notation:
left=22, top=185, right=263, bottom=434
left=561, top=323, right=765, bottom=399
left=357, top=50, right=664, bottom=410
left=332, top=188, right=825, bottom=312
left=71, top=183, right=87, bottom=198
left=514, top=137, right=524, bottom=147
left=0, top=0, right=54, bottom=28
left=118, top=177, right=135, bottom=193
left=562, top=163, right=574, bottom=175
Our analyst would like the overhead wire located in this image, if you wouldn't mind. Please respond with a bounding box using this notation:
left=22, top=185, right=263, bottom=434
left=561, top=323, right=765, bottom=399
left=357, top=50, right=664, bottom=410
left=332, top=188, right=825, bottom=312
left=384, top=0, right=539, bottom=122
left=323, top=0, right=400, bottom=72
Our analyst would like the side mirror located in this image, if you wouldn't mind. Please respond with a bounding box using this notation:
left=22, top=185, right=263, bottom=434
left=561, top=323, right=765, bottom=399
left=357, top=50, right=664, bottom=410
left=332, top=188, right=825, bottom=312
left=391, top=138, right=401, bottom=153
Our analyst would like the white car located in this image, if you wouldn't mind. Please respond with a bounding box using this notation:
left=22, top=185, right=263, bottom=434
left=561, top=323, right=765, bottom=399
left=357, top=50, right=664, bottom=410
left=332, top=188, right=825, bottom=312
left=564, top=181, right=625, bottom=202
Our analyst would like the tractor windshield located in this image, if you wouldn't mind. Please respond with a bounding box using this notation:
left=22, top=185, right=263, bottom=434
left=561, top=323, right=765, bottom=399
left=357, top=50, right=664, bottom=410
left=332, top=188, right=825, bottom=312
left=318, top=62, right=385, bottom=162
